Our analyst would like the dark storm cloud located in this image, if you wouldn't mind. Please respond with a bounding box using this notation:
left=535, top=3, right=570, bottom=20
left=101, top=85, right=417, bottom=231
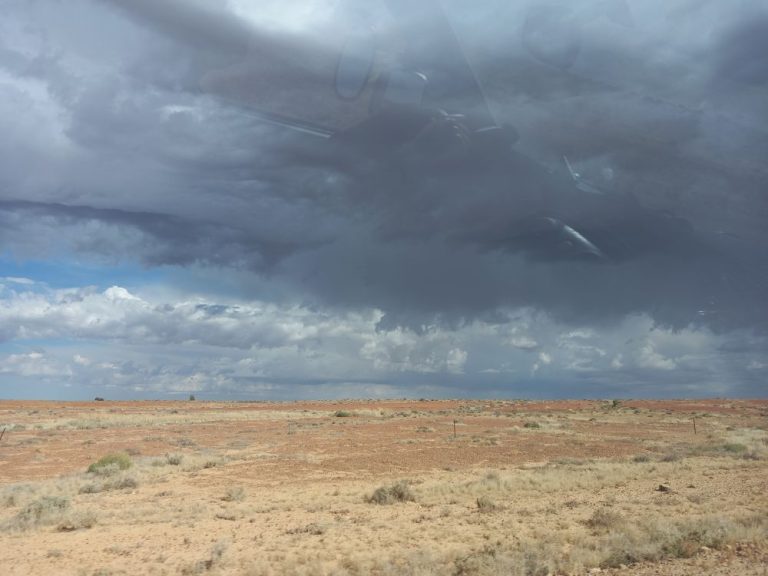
left=712, top=13, right=768, bottom=87
left=0, top=199, right=312, bottom=269
left=93, top=0, right=253, bottom=56
left=1, top=0, right=767, bottom=341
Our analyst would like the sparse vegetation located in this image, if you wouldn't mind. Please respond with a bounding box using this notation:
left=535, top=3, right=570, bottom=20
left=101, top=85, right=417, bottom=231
left=334, top=410, right=353, bottom=417
left=453, top=545, right=501, bottom=575
left=660, top=452, right=682, bottom=462
left=286, top=522, right=326, bottom=535
left=721, top=442, right=748, bottom=453
left=1, top=399, right=766, bottom=575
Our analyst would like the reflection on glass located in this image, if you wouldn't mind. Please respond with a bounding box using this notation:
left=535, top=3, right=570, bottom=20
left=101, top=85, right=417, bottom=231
left=335, top=36, right=375, bottom=99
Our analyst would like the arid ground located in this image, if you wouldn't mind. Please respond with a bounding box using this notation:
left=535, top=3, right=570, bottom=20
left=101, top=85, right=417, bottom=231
left=1, top=399, right=766, bottom=575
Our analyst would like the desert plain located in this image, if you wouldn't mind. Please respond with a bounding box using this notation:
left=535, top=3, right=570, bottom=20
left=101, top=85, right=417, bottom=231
left=0, top=398, right=766, bottom=575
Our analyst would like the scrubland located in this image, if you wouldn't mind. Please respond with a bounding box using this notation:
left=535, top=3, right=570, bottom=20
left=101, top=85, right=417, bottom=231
left=0, top=398, right=766, bottom=575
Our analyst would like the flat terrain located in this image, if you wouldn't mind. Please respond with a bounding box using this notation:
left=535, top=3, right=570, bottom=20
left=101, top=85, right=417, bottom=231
left=0, top=399, right=766, bottom=575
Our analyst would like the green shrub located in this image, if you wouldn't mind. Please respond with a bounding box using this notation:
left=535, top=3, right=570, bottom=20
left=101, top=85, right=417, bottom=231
left=87, top=453, right=132, bottom=475
left=523, top=421, right=541, bottom=429
left=334, top=410, right=352, bottom=418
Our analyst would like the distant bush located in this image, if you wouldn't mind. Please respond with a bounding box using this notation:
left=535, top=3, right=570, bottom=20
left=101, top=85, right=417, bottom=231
left=189, top=394, right=196, bottom=401
left=87, top=453, right=132, bottom=475
left=334, top=410, right=353, bottom=418
left=367, top=481, right=415, bottom=505
left=523, top=421, right=541, bottom=429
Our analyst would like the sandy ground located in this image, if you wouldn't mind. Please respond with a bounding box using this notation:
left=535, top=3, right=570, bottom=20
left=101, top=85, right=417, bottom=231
left=0, top=399, right=766, bottom=575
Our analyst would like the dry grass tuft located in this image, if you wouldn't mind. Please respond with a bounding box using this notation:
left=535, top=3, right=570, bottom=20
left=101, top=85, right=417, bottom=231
left=182, top=539, right=228, bottom=574
left=56, top=511, right=97, bottom=532
left=79, top=474, right=138, bottom=494
left=586, top=507, right=624, bottom=531
left=221, top=486, right=246, bottom=502
left=453, top=545, right=501, bottom=575
left=166, top=453, right=184, bottom=466
left=367, top=480, right=416, bottom=505
left=2, top=496, right=70, bottom=531
left=476, top=495, right=498, bottom=513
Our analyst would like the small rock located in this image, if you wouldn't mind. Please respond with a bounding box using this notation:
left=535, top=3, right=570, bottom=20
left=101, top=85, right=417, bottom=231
left=656, top=484, right=671, bottom=492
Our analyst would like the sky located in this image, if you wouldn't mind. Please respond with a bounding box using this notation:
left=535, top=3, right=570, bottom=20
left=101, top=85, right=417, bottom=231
left=0, top=0, right=766, bottom=400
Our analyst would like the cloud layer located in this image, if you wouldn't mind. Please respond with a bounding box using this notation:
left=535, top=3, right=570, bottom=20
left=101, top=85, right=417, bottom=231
left=1, top=279, right=764, bottom=398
